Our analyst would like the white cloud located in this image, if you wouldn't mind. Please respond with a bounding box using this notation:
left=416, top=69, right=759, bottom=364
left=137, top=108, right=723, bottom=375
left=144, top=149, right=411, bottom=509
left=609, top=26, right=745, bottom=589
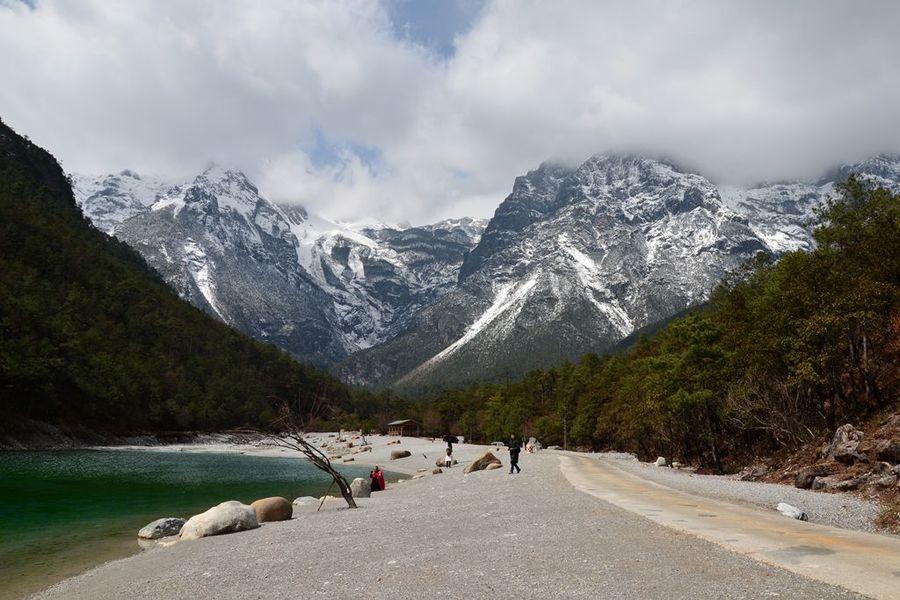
left=2, top=0, right=900, bottom=224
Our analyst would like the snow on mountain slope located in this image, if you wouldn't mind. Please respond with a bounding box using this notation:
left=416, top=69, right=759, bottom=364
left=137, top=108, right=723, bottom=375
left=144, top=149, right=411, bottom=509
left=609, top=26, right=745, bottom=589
left=71, top=165, right=485, bottom=364
left=342, top=154, right=900, bottom=389
left=72, top=170, right=177, bottom=233
left=72, top=154, right=900, bottom=386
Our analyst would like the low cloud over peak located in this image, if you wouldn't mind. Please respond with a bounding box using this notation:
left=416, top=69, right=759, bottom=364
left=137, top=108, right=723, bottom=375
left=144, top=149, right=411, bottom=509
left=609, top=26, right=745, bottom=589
left=2, top=0, right=899, bottom=223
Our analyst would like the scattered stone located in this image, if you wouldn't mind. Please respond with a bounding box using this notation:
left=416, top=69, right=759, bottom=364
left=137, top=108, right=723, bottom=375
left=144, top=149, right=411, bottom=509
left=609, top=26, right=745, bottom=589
left=180, top=501, right=259, bottom=540
left=873, top=438, right=900, bottom=464
left=866, top=462, right=898, bottom=488
left=671, top=461, right=683, bottom=469
left=812, top=475, right=839, bottom=491
left=833, top=477, right=865, bottom=492
left=547, top=445, right=561, bottom=450
left=138, top=517, right=186, bottom=540
left=825, top=424, right=867, bottom=465
left=464, top=451, right=502, bottom=474
left=343, top=457, right=355, bottom=462
left=412, top=473, right=425, bottom=479
left=350, top=477, right=371, bottom=498
left=776, top=502, right=808, bottom=521
left=737, top=465, right=767, bottom=481
left=654, top=457, right=667, bottom=467
left=251, top=497, right=293, bottom=523
left=391, top=449, right=412, bottom=460
left=432, top=468, right=443, bottom=474
left=293, top=496, right=318, bottom=505
left=794, top=465, right=829, bottom=489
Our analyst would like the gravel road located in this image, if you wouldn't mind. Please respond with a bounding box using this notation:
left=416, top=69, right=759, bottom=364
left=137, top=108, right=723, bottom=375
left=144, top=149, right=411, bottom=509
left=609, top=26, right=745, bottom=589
left=34, top=450, right=860, bottom=600
left=600, top=453, right=883, bottom=532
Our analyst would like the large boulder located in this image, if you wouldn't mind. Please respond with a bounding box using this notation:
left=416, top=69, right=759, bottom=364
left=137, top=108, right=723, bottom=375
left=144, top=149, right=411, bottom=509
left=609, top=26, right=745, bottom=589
left=180, top=501, right=259, bottom=540
left=350, top=477, right=371, bottom=498
left=390, top=449, right=411, bottom=460
left=825, top=424, right=867, bottom=465
left=138, top=517, right=186, bottom=540
left=251, top=497, right=293, bottom=523
left=654, top=457, right=667, bottom=467
left=794, top=465, right=829, bottom=489
left=464, top=451, right=502, bottom=474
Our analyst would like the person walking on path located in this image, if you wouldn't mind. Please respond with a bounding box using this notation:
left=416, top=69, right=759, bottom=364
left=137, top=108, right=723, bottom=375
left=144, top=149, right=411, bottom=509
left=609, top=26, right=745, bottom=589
left=507, top=435, right=522, bottom=474
left=444, top=448, right=453, bottom=468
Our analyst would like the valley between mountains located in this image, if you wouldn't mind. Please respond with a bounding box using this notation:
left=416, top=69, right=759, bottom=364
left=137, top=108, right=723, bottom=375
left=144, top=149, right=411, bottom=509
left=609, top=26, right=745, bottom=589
left=72, top=154, right=900, bottom=389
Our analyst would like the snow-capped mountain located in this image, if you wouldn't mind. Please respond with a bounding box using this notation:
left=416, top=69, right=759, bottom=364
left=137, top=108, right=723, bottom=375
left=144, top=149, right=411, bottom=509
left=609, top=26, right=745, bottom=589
left=73, top=154, right=900, bottom=386
left=341, top=154, right=900, bottom=389
left=71, top=167, right=485, bottom=365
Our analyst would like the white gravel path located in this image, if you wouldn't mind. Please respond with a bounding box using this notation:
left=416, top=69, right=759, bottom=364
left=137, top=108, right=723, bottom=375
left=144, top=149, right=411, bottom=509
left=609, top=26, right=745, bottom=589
left=598, top=453, right=884, bottom=532
left=34, top=449, right=860, bottom=600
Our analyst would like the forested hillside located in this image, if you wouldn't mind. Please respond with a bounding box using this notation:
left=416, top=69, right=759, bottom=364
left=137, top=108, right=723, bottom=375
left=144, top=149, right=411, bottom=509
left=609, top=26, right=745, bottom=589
left=0, top=119, right=388, bottom=434
left=415, top=178, right=899, bottom=471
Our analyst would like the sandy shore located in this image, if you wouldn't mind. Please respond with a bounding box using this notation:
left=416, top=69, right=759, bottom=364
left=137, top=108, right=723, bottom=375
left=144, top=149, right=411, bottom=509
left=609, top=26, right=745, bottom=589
left=34, top=439, right=861, bottom=600
left=101, top=433, right=490, bottom=476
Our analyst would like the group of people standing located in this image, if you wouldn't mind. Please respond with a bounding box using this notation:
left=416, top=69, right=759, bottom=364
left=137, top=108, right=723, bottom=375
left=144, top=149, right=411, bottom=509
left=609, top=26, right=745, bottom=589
left=445, top=432, right=524, bottom=474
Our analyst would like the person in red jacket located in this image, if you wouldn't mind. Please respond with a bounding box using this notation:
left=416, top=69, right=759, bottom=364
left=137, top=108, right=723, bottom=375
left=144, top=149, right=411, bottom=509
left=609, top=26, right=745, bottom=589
left=370, top=466, right=386, bottom=492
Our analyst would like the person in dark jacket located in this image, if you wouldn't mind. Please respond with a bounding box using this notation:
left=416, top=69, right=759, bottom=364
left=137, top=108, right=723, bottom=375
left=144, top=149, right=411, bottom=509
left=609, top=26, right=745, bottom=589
left=507, top=435, right=522, bottom=474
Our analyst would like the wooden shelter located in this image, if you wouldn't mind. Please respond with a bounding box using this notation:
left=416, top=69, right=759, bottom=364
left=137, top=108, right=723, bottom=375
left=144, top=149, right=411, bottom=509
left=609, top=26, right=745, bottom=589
left=387, top=419, right=420, bottom=437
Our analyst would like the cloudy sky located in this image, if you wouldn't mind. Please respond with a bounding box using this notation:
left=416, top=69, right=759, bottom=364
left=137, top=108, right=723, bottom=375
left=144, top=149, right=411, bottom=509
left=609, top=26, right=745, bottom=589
left=2, top=0, right=899, bottom=224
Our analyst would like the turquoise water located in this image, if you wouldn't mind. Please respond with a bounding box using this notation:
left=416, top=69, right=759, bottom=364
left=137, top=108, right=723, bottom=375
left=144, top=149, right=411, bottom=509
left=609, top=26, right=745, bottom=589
left=0, top=449, right=382, bottom=599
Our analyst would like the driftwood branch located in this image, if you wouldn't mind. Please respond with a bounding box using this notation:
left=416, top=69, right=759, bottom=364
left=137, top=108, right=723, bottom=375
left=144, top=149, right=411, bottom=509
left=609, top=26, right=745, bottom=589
left=261, top=395, right=357, bottom=509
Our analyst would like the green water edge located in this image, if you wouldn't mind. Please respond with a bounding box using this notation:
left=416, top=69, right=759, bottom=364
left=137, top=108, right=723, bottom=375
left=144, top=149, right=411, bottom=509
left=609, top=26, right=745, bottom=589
left=0, top=449, right=395, bottom=600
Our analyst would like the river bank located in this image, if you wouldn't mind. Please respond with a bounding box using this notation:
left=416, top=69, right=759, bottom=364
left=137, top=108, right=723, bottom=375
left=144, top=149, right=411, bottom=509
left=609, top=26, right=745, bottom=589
left=9, top=434, right=896, bottom=598
left=0, top=449, right=382, bottom=600
left=33, top=447, right=864, bottom=600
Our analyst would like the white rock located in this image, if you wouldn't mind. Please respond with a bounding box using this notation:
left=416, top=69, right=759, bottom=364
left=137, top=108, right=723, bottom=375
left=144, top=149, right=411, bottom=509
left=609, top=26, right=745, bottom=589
left=350, top=477, right=371, bottom=498
left=293, top=496, right=318, bottom=505
left=776, top=502, right=808, bottom=521
left=654, top=457, right=667, bottom=467
left=179, top=501, right=259, bottom=540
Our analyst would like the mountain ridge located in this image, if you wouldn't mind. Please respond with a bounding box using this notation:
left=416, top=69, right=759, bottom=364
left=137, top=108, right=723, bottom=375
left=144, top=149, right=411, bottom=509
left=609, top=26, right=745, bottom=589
left=72, top=152, right=900, bottom=388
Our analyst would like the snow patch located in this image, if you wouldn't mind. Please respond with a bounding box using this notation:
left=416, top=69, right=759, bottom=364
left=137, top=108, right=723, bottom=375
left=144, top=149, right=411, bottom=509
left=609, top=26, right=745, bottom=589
left=182, top=240, right=223, bottom=319
left=559, top=235, right=633, bottom=335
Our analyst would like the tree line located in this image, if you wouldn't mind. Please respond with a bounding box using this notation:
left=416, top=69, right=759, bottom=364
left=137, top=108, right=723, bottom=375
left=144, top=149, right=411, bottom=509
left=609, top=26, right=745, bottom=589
left=398, top=177, right=898, bottom=471
left=3, top=116, right=896, bottom=467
